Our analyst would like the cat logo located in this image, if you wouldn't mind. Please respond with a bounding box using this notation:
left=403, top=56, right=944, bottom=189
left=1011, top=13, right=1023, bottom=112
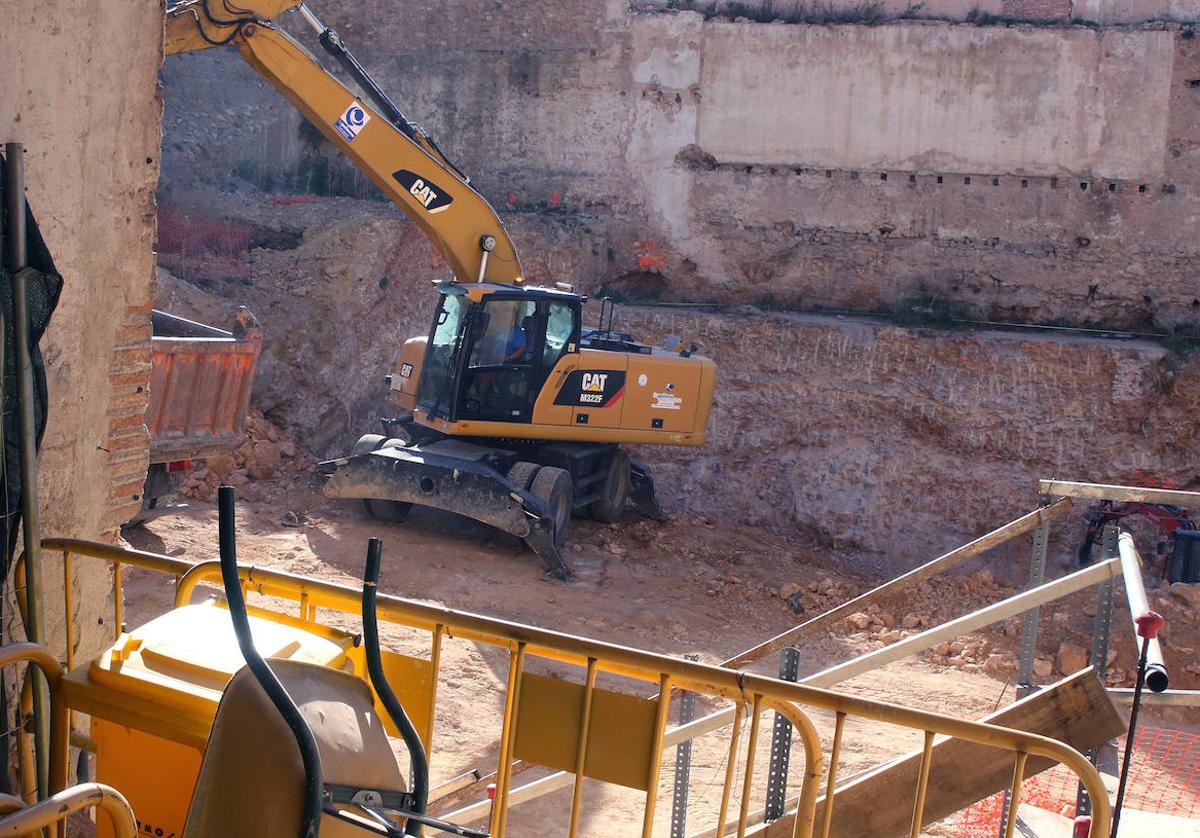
left=392, top=170, right=454, bottom=214
left=582, top=373, right=608, bottom=392
left=409, top=178, right=439, bottom=208
left=579, top=372, right=608, bottom=404
left=554, top=370, right=626, bottom=409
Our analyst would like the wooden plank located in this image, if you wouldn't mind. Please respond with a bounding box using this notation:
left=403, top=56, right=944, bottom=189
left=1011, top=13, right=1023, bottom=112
left=665, top=559, right=1118, bottom=750
left=724, top=499, right=1073, bottom=669
left=799, top=559, right=1118, bottom=689
left=1109, top=687, right=1200, bottom=707
left=744, top=670, right=1122, bottom=838
left=1039, top=479, right=1200, bottom=508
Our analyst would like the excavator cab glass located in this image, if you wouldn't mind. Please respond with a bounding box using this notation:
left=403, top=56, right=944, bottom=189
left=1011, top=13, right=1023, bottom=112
left=418, top=286, right=580, bottom=423
left=416, top=292, right=470, bottom=419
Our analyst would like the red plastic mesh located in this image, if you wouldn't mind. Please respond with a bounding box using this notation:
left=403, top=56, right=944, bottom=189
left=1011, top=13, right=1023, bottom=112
left=157, top=205, right=252, bottom=278
left=955, top=726, right=1200, bottom=836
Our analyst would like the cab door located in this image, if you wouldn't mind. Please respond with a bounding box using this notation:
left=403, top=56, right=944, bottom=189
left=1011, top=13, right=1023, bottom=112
left=456, top=296, right=540, bottom=422
left=534, top=302, right=629, bottom=431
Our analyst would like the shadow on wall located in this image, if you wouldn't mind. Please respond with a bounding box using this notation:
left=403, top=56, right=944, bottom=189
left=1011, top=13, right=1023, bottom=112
left=596, top=271, right=670, bottom=303
left=636, top=0, right=1085, bottom=26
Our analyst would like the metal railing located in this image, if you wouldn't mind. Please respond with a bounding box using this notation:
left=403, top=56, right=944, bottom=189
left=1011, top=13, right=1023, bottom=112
left=32, top=538, right=1112, bottom=837
left=0, top=783, right=137, bottom=838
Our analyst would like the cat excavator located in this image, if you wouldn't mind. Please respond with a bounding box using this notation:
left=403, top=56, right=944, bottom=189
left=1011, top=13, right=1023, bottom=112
left=165, top=1, right=717, bottom=579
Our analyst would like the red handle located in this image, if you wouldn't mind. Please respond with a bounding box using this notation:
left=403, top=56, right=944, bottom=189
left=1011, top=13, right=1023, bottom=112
left=1135, top=610, right=1164, bottom=640
left=1073, top=814, right=1092, bottom=837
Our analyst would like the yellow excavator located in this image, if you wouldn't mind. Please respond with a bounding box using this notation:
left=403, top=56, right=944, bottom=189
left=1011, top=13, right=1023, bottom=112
left=165, top=0, right=717, bottom=579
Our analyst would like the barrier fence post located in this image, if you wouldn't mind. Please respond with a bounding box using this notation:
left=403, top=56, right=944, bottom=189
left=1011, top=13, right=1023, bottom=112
left=1001, top=516, right=1051, bottom=834
left=1076, top=525, right=1118, bottom=819
left=765, top=646, right=801, bottom=822
left=669, top=654, right=699, bottom=838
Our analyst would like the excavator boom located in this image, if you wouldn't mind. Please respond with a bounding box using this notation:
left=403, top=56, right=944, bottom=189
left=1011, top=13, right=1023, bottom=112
left=164, top=1, right=524, bottom=285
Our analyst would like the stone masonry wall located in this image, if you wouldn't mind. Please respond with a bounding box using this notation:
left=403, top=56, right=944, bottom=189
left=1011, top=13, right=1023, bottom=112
left=162, top=9, right=1200, bottom=333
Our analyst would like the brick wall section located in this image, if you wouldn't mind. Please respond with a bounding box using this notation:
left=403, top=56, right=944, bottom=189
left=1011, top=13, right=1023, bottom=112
left=101, top=301, right=153, bottom=533
left=1001, top=0, right=1072, bottom=19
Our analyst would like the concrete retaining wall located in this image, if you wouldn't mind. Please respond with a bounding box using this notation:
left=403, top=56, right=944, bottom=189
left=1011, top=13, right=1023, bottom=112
left=696, top=24, right=1174, bottom=179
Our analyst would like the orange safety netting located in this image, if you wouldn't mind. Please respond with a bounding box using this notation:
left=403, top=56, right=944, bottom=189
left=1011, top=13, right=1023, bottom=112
left=956, top=726, right=1200, bottom=836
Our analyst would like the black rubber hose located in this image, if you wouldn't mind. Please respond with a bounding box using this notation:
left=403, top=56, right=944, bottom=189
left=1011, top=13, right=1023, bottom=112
left=362, top=537, right=429, bottom=834
left=218, top=485, right=324, bottom=838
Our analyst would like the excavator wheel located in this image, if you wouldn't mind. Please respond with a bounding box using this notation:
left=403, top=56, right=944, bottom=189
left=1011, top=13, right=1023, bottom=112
left=363, top=497, right=413, bottom=523
left=590, top=449, right=631, bottom=523
left=506, top=461, right=541, bottom=491
left=530, top=466, right=573, bottom=545
left=352, top=433, right=388, bottom=456
left=354, top=435, right=412, bottom=522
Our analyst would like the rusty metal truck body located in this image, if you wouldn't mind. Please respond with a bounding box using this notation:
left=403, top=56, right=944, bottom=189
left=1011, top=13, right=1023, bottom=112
left=137, top=308, right=262, bottom=516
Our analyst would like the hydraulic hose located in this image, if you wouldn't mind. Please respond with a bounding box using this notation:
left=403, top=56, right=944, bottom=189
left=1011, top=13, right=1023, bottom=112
left=362, top=537, right=429, bottom=834
left=218, top=486, right=324, bottom=838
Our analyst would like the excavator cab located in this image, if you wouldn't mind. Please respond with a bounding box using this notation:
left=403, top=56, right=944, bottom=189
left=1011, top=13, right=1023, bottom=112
left=414, top=284, right=581, bottom=425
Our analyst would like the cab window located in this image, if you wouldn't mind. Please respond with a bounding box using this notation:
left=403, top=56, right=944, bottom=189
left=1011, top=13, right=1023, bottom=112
left=542, top=302, right=574, bottom=368
left=468, top=299, right=537, bottom=367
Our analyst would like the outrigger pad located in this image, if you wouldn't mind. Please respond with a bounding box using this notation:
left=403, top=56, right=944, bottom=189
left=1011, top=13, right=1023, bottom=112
left=525, top=519, right=572, bottom=583
left=629, top=458, right=669, bottom=523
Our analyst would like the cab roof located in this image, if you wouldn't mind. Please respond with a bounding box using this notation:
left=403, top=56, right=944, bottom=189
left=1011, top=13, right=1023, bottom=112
left=437, top=280, right=584, bottom=303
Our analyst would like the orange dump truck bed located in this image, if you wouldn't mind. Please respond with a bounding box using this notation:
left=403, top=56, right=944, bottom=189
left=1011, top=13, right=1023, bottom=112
left=147, top=308, right=263, bottom=464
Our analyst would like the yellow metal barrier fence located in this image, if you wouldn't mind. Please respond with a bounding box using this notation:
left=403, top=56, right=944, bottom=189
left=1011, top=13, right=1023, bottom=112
left=37, top=538, right=1112, bottom=837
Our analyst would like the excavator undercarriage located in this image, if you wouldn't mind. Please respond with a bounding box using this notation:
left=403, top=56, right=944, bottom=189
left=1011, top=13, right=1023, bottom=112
left=316, top=423, right=667, bottom=580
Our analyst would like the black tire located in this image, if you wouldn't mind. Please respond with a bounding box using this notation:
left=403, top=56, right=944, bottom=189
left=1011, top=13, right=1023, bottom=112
left=529, top=466, right=573, bottom=545
left=353, top=433, right=387, bottom=456
left=590, top=449, right=631, bottom=523
left=363, top=497, right=413, bottom=523
left=506, top=460, right=541, bottom=491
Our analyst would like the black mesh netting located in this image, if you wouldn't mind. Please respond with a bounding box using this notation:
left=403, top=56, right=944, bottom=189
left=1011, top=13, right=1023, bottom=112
left=0, top=150, right=62, bottom=793
left=0, top=152, right=61, bottom=578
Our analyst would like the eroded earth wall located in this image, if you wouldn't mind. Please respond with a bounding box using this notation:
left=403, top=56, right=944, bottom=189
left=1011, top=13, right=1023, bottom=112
left=1, top=0, right=162, bottom=660
left=158, top=2, right=1200, bottom=567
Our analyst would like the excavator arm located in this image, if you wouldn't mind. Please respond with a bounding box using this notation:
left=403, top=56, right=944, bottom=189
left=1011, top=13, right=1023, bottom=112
left=164, top=1, right=524, bottom=285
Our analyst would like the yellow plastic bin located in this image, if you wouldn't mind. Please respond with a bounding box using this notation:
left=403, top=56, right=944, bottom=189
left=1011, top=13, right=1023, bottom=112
left=63, top=601, right=357, bottom=838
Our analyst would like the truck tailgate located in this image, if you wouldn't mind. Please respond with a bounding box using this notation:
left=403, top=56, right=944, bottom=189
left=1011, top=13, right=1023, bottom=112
left=147, top=308, right=262, bottom=464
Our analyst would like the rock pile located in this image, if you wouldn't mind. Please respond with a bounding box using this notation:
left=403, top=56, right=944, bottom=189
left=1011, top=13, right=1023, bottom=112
left=180, top=410, right=310, bottom=503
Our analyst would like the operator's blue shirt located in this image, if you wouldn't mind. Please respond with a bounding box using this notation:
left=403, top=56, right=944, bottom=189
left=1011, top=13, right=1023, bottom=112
left=506, top=324, right=527, bottom=359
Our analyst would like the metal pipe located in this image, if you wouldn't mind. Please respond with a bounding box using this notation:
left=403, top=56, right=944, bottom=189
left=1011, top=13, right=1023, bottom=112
left=736, top=693, right=762, bottom=837
left=818, top=713, right=846, bottom=838
left=5, top=141, right=49, bottom=801
left=1111, top=612, right=1164, bottom=837
left=217, top=486, right=323, bottom=838
left=909, top=731, right=934, bottom=838
left=566, top=659, right=597, bottom=838
left=714, top=701, right=745, bottom=836
left=1116, top=533, right=1168, bottom=692
left=362, top=537, right=428, bottom=834
left=641, top=673, right=673, bottom=838
left=0, top=783, right=136, bottom=838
